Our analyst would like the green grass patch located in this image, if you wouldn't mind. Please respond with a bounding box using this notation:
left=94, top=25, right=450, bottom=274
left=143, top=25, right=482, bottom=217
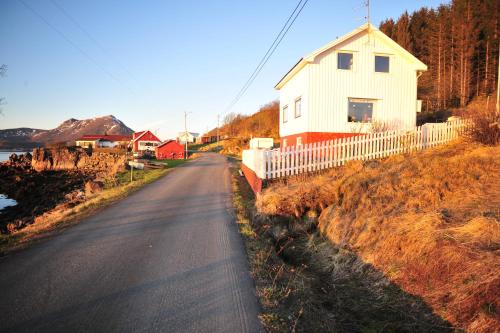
left=187, top=143, right=209, bottom=151
left=151, top=159, right=188, bottom=168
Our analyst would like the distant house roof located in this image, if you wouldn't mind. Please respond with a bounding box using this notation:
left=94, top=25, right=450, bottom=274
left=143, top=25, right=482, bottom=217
left=77, top=134, right=132, bottom=141
left=275, top=23, right=428, bottom=89
left=157, top=139, right=182, bottom=148
left=177, top=132, right=200, bottom=138
left=131, top=130, right=161, bottom=143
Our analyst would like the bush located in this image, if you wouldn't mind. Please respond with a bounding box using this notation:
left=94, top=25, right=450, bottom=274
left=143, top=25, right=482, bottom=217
left=461, top=107, right=499, bottom=145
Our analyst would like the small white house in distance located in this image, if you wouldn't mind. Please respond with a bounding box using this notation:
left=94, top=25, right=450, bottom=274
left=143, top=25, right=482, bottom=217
left=177, top=132, right=200, bottom=144
left=275, top=23, right=427, bottom=147
left=249, top=138, right=274, bottom=149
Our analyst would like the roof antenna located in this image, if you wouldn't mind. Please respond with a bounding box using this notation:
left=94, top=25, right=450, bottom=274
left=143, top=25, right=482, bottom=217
left=366, top=0, right=370, bottom=25
left=365, top=0, right=371, bottom=43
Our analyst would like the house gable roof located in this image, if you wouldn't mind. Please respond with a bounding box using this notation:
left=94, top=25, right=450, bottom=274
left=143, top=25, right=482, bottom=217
left=157, top=140, right=182, bottom=149
left=275, top=23, right=427, bottom=90
left=132, top=130, right=161, bottom=143
left=177, top=132, right=200, bottom=138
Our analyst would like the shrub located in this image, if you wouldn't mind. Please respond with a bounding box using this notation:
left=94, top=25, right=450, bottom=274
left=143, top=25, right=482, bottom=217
left=461, top=106, right=499, bottom=145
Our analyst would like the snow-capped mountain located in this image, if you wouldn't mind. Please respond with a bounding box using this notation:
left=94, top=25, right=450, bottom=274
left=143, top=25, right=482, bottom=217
left=0, top=115, right=134, bottom=148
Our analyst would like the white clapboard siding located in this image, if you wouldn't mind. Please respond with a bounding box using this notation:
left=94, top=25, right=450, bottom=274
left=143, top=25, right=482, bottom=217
left=258, top=119, right=467, bottom=180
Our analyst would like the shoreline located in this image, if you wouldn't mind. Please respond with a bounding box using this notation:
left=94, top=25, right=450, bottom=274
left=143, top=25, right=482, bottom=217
left=0, top=157, right=194, bottom=256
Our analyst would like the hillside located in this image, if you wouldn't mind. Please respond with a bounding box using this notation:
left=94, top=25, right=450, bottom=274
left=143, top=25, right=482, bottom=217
left=0, top=115, right=133, bottom=148
left=203, top=101, right=279, bottom=156
left=256, top=141, right=499, bottom=332
left=208, top=101, right=279, bottom=140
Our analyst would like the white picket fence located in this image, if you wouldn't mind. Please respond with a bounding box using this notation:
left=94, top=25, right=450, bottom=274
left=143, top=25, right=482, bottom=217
left=242, top=119, right=468, bottom=180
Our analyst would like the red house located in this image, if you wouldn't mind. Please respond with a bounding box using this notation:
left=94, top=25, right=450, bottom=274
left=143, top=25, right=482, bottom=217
left=155, top=140, right=185, bottom=160
left=131, top=130, right=161, bottom=154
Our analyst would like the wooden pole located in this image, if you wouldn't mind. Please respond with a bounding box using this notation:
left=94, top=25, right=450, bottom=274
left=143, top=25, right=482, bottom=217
left=496, top=47, right=500, bottom=115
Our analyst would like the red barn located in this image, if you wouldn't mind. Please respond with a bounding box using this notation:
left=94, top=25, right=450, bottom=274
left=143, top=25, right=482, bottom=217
left=155, top=140, right=185, bottom=160
left=131, top=130, right=161, bottom=154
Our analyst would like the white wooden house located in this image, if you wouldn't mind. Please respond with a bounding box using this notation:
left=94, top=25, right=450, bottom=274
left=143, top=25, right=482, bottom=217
left=276, top=23, right=427, bottom=147
left=177, top=132, right=200, bottom=144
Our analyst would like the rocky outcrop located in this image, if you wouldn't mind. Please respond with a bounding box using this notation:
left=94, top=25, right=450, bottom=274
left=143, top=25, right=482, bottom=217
left=0, top=162, right=90, bottom=233
left=4, top=153, right=32, bottom=170
left=31, top=147, right=126, bottom=176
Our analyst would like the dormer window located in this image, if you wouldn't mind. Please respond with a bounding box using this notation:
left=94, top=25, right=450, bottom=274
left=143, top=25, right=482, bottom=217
left=338, top=52, right=353, bottom=70
left=375, top=55, right=390, bottom=73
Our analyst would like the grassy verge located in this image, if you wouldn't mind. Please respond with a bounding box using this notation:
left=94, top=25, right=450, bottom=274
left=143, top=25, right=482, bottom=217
left=255, top=141, right=499, bottom=332
left=151, top=158, right=189, bottom=168
left=230, top=162, right=290, bottom=331
left=0, top=164, right=181, bottom=255
left=231, top=160, right=454, bottom=332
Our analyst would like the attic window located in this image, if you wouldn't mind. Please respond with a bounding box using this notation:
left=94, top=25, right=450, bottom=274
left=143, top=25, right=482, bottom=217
left=375, top=55, right=390, bottom=73
left=338, top=52, right=353, bottom=70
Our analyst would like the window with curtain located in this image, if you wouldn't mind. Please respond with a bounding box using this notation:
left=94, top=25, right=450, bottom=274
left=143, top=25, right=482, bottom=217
left=338, top=52, right=353, bottom=70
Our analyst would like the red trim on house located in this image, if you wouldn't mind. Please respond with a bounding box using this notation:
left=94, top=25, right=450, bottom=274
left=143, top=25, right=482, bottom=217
left=280, top=132, right=362, bottom=146
left=241, top=163, right=263, bottom=194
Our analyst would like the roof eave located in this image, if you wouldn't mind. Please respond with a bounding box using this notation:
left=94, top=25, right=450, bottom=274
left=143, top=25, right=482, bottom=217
left=275, top=58, right=307, bottom=90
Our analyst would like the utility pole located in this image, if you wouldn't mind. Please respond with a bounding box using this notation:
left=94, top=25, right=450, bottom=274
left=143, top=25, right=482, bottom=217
left=184, top=111, right=191, bottom=160
left=496, top=47, right=500, bottom=115
left=216, top=114, right=220, bottom=149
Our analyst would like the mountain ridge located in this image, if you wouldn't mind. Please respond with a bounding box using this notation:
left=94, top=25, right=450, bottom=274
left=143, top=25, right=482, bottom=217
left=0, top=115, right=134, bottom=149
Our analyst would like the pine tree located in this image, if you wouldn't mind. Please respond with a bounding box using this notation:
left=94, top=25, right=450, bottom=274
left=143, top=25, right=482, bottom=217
left=379, top=0, right=498, bottom=111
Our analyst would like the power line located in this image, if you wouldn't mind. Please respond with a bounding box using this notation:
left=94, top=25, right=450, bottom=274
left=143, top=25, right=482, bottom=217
left=223, top=0, right=309, bottom=115
left=17, top=0, right=133, bottom=93
left=49, top=0, right=139, bottom=84
left=225, top=0, right=304, bottom=112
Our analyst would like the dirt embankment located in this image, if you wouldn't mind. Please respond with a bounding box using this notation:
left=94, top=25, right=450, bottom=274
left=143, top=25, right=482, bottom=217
left=0, top=148, right=127, bottom=234
left=256, top=141, right=500, bottom=332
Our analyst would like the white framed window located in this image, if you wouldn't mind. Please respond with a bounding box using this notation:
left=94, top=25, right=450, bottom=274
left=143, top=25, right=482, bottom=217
left=338, top=52, right=353, bottom=70
left=296, top=137, right=302, bottom=146
left=348, top=98, right=375, bottom=123
left=375, top=55, right=390, bottom=73
left=294, top=97, right=302, bottom=118
left=282, top=105, right=288, bottom=123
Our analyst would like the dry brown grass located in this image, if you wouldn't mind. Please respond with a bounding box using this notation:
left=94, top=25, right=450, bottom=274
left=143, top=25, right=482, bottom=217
left=233, top=163, right=452, bottom=332
left=256, top=141, right=500, bottom=332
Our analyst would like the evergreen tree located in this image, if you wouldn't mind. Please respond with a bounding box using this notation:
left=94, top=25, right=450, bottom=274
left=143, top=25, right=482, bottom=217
left=379, top=0, right=499, bottom=111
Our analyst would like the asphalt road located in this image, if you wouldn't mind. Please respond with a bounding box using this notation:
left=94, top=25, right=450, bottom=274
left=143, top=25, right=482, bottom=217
left=0, top=153, right=262, bottom=333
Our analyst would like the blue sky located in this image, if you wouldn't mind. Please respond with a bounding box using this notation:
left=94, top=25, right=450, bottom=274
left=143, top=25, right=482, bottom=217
left=0, top=0, right=445, bottom=139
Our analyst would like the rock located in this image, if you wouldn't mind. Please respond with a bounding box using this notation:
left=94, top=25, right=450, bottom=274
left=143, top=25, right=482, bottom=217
left=6, top=152, right=32, bottom=170
left=31, top=147, right=126, bottom=176
left=85, top=180, right=104, bottom=195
